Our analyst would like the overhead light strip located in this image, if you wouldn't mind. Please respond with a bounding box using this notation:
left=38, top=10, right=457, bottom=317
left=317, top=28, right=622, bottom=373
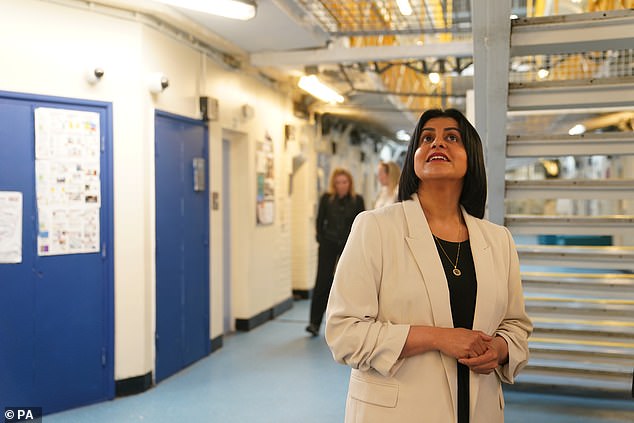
left=396, top=0, right=413, bottom=16
left=298, top=75, right=344, bottom=104
left=153, top=0, right=256, bottom=21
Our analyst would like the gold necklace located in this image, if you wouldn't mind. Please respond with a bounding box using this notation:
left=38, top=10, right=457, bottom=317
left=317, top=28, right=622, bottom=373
left=433, top=227, right=462, bottom=277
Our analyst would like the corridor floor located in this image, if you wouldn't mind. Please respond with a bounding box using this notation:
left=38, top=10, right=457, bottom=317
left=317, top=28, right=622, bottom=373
left=47, top=300, right=634, bottom=422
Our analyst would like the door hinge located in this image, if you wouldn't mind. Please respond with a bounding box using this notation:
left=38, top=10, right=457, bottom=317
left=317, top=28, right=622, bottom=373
left=101, top=348, right=107, bottom=367
left=101, top=135, right=105, bottom=153
left=101, top=242, right=106, bottom=259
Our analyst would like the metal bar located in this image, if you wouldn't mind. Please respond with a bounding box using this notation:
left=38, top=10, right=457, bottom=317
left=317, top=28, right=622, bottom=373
left=250, top=41, right=473, bottom=67
left=472, top=0, right=512, bottom=224
left=423, top=0, right=437, bottom=32
left=506, top=132, right=634, bottom=157
left=508, top=77, right=634, bottom=111
left=352, top=88, right=465, bottom=98
left=511, top=10, right=634, bottom=56
left=325, top=25, right=471, bottom=36
left=507, top=215, right=634, bottom=236
left=516, top=245, right=634, bottom=271
left=505, top=179, right=634, bottom=200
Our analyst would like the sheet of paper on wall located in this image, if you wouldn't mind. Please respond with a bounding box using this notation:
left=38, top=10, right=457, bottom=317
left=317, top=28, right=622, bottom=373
left=34, top=108, right=100, bottom=160
left=35, top=160, right=100, bottom=208
left=0, top=191, right=23, bottom=264
left=37, top=206, right=100, bottom=256
left=256, top=134, right=275, bottom=225
left=34, top=107, right=101, bottom=256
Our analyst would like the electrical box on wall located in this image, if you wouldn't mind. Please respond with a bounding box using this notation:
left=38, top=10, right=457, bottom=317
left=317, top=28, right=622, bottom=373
left=193, top=158, right=206, bottom=191
left=199, top=96, right=219, bottom=122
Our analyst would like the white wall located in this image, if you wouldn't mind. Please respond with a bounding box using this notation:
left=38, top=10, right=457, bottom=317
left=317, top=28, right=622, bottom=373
left=0, top=0, right=153, bottom=382
left=290, top=125, right=318, bottom=292
left=0, top=0, right=304, bottom=381
left=203, top=59, right=297, bottom=323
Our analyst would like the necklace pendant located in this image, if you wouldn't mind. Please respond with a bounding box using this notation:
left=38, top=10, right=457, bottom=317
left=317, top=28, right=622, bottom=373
left=453, top=268, right=462, bottom=277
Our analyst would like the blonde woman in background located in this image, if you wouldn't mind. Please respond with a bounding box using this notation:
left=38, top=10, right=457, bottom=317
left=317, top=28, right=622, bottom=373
left=374, top=161, right=401, bottom=209
left=306, top=168, right=365, bottom=337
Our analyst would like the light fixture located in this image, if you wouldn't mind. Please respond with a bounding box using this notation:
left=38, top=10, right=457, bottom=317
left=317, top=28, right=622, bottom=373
left=428, top=72, right=441, bottom=85
left=513, top=62, right=531, bottom=72
left=510, top=14, right=519, bottom=19
left=537, top=68, right=550, bottom=80
left=568, top=124, right=586, bottom=135
left=395, top=130, right=411, bottom=141
left=542, top=159, right=560, bottom=178
left=298, top=75, right=344, bottom=104
left=153, top=0, right=256, bottom=21
left=396, top=0, right=413, bottom=16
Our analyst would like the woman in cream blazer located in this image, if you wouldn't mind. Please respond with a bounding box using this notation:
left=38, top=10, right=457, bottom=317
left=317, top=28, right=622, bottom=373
left=325, top=109, right=532, bottom=423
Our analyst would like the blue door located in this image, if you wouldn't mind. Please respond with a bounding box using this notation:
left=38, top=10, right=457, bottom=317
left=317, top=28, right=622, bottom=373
left=0, top=91, right=114, bottom=414
left=155, top=111, right=209, bottom=382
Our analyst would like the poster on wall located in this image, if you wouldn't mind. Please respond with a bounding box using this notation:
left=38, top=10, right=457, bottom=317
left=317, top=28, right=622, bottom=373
left=256, top=133, right=275, bottom=225
left=0, top=191, right=23, bottom=264
left=34, top=107, right=101, bottom=256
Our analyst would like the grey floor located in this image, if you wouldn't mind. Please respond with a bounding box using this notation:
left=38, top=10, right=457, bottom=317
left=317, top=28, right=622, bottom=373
left=47, top=300, right=634, bottom=423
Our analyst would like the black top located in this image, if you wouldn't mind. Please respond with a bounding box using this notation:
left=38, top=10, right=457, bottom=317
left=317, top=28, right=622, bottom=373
left=433, top=237, right=477, bottom=423
left=316, top=193, right=365, bottom=247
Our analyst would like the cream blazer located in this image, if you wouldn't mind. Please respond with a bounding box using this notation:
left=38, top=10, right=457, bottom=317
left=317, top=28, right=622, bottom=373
left=325, top=197, right=532, bottom=423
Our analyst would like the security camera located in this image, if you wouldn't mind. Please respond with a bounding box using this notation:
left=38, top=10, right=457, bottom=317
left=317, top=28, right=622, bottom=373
left=86, top=67, right=105, bottom=84
left=148, top=72, right=169, bottom=94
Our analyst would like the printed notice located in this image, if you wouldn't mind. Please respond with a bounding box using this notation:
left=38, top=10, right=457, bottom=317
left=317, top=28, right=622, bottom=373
left=34, top=107, right=101, bottom=256
left=256, top=133, right=275, bottom=225
left=0, top=192, right=23, bottom=264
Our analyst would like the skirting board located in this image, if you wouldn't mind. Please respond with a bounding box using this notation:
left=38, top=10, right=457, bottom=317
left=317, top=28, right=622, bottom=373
left=235, top=296, right=294, bottom=331
left=115, top=371, right=152, bottom=397
left=292, top=289, right=312, bottom=300
left=210, top=335, right=223, bottom=353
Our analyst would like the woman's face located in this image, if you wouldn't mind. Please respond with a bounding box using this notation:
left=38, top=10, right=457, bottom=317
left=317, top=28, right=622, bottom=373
left=377, top=164, right=388, bottom=186
left=334, top=174, right=351, bottom=197
left=413, top=117, right=467, bottom=183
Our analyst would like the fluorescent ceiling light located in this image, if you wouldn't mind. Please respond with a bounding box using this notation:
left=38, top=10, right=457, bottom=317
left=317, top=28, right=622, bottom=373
left=428, top=72, right=441, bottom=84
left=298, top=75, right=344, bottom=104
left=568, top=124, right=586, bottom=135
left=513, top=63, right=531, bottom=72
left=510, top=14, right=519, bottom=19
left=396, top=0, right=413, bottom=16
left=154, top=0, right=256, bottom=20
left=396, top=130, right=411, bottom=141
left=537, top=68, right=550, bottom=79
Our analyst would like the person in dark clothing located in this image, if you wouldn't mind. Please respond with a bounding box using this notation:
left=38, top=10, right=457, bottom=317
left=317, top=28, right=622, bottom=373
left=306, top=167, right=364, bottom=337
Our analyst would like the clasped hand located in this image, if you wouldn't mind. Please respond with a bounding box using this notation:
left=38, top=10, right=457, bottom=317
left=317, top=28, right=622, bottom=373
left=440, top=328, right=503, bottom=375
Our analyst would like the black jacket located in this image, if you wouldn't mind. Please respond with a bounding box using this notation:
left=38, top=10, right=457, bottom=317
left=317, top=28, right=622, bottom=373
left=316, top=193, right=365, bottom=246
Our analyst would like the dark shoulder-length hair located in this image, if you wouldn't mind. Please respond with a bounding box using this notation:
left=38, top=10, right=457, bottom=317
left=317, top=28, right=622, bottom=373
left=397, top=108, right=487, bottom=218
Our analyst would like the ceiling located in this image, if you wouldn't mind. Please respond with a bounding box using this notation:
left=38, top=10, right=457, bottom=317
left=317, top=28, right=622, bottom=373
left=161, top=0, right=631, bottom=140
left=169, top=0, right=480, bottom=137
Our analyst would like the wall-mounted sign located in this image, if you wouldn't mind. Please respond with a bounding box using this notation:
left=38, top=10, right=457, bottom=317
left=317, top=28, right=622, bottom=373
left=0, top=191, right=23, bottom=264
